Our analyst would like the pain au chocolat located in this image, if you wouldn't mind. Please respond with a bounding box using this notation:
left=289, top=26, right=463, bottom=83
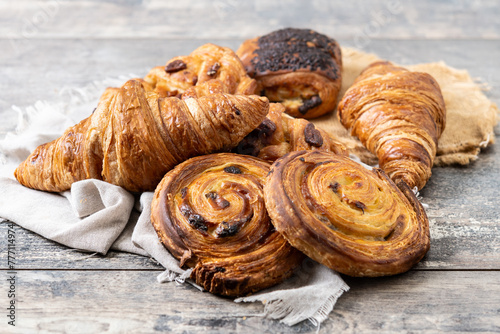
left=264, top=150, right=430, bottom=277
left=237, top=28, right=342, bottom=119
left=151, top=153, right=304, bottom=297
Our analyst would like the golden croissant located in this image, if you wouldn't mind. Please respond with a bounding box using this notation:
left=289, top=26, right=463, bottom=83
left=338, top=61, right=446, bottom=190
left=14, top=79, right=269, bottom=192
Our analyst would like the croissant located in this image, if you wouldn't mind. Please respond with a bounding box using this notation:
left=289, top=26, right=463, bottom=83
left=145, top=43, right=257, bottom=98
left=234, top=103, right=348, bottom=160
left=14, top=79, right=269, bottom=192
left=151, top=153, right=304, bottom=296
left=264, top=150, right=430, bottom=277
left=237, top=28, right=342, bottom=119
left=338, top=61, right=446, bottom=190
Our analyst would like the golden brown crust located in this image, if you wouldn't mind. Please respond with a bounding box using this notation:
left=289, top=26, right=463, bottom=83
left=144, top=43, right=257, bottom=98
left=338, top=61, right=446, bottom=190
left=264, top=150, right=430, bottom=277
left=234, top=103, right=348, bottom=160
left=151, top=153, right=304, bottom=297
left=237, top=28, right=342, bottom=119
left=14, top=80, right=269, bottom=192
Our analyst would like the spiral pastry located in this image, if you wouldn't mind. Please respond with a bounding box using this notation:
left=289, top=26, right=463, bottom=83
left=151, top=153, right=303, bottom=297
left=264, top=150, right=430, bottom=277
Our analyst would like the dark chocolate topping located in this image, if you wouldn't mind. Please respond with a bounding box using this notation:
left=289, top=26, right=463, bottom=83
left=298, top=95, right=322, bottom=115
left=165, top=59, right=187, bottom=73
left=249, top=28, right=341, bottom=80
left=304, top=123, right=324, bottom=147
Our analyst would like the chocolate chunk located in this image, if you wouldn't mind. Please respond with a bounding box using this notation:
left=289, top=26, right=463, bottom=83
left=329, top=182, right=340, bottom=193
left=180, top=202, right=208, bottom=232
left=188, top=214, right=208, bottom=232
left=231, top=118, right=277, bottom=156
left=259, top=118, right=277, bottom=137
left=215, top=221, right=240, bottom=238
left=207, top=62, right=220, bottom=76
left=205, top=191, right=217, bottom=199
left=165, top=59, right=187, bottom=73
left=354, top=201, right=367, bottom=214
left=304, top=123, right=323, bottom=147
left=216, top=197, right=230, bottom=209
left=224, top=166, right=242, bottom=174
left=298, top=95, right=322, bottom=115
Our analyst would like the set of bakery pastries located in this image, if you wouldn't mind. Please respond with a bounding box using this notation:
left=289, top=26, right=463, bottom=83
left=15, top=28, right=446, bottom=297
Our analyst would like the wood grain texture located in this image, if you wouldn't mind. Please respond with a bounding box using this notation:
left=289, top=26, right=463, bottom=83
left=0, top=0, right=499, bottom=40
left=1, top=270, right=498, bottom=333
left=0, top=222, right=163, bottom=270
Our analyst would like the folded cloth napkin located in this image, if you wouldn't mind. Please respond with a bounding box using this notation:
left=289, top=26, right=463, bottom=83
left=0, top=75, right=349, bottom=327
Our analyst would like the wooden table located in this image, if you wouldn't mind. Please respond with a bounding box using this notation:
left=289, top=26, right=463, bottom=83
left=1, top=1, right=499, bottom=332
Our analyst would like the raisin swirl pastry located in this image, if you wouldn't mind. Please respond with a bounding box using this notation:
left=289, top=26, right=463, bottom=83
left=234, top=103, right=348, bottom=161
left=338, top=61, right=446, bottom=190
left=15, top=79, right=269, bottom=192
left=264, top=150, right=430, bottom=277
left=144, top=43, right=257, bottom=98
left=151, top=153, right=304, bottom=297
left=237, top=28, right=342, bottom=119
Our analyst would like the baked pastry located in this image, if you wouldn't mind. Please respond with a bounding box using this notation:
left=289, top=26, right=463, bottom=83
left=234, top=103, right=348, bottom=160
left=237, top=28, right=342, bottom=119
left=145, top=43, right=257, bottom=98
left=14, top=79, right=269, bottom=193
left=338, top=61, right=446, bottom=190
left=151, top=153, right=304, bottom=297
left=264, top=150, right=430, bottom=277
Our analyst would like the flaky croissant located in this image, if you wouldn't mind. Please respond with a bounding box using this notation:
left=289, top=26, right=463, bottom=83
left=234, top=103, right=348, bottom=161
left=264, top=150, right=430, bottom=277
left=237, top=28, right=342, bottom=119
left=151, top=153, right=303, bottom=296
left=338, top=61, right=446, bottom=190
left=14, top=79, right=269, bottom=192
left=144, top=43, right=257, bottom=99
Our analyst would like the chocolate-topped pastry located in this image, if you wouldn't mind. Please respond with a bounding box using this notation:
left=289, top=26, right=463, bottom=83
left=237, top=28, right=342, bottom=119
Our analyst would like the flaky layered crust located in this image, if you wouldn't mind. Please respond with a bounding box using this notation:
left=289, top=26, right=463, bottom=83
left=15, top=80, right=269, bottom=192
left=145, top=43, right=257, bottom=98
left=237, top=28, right=342, bottom=119
left=338, top=61, right=446, bottom=190
left=234, top=103, right=348, bottom=160
left=264, top=150, right=430, bottom=277
left=151, top=153, right=303, bottom=297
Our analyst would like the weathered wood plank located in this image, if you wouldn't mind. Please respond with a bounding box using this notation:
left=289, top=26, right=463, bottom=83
left=2, top=270, right=499, bottom=333
left=0, top=221, right=163, bottom=270
left=1, top=0, right=499, bottom=41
